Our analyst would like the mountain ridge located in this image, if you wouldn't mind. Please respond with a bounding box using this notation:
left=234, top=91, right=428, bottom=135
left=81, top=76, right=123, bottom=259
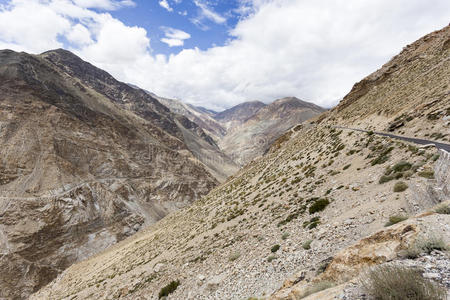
left=0, top=48, right=222, bottom=299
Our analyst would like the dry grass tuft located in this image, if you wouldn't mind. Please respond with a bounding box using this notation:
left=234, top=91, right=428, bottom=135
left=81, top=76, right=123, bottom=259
left=360, top=265, right=446, bottom=300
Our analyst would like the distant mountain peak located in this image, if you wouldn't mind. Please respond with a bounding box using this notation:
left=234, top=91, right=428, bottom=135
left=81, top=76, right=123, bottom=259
left=214, top=100, right=266, bottom=122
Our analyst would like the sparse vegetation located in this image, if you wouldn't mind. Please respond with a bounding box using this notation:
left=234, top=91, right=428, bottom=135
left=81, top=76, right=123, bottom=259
left=392, top=161, right=412, bottom=172
left=403, top=235, right=449, bottom=259
left=434, top=203, right=450, bottom=214
left=298, top=281, right=335, bottom=299
left=303, top=216, right=321, bottom=229
left=158, top=280, right=180, bottom=299
left=393, top=181, right=408, bottom=192
left=418, top=170, right=434, bottom=179
left=361, top=265, right=446, bottom=300
left=370, top=146, right=394, bottom=166
left=267, top=255, right=277, bottom=262
left=271, top=244, right=280, bottom=253
left=379, top=175, right=394, bottom=184
left=385, top=215, right=408, bottom=227
left=309, top=198, right=330, bottom=214
left=281, top=232, right=290, bottom=240
left=302, top=240, right=312, bottom=250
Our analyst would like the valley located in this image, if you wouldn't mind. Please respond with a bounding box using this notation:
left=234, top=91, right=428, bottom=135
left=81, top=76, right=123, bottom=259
left=27, top=24, right=450, bottom=300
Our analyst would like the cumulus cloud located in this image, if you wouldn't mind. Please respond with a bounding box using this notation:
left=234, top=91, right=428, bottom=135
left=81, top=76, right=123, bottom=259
left=160, top=27, right=191, bottom=47
left=0, top=0, right=449, bottom=111
left=67, top=23, right=93, bottom=46
left=158, top=0, right=172, bottom=12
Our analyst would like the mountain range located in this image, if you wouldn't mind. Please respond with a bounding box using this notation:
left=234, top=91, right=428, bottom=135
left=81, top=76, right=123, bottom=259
left=0, top=48, right=322, bottom=299
left=157, top=96, right=326, bottom=165
left=30, top=24, right=450, bottom=300
left=1, top=24, right=449, bottom=300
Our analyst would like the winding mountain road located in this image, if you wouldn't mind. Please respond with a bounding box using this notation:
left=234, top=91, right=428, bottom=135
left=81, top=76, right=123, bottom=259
left=334, top=126, right=450, bottom=152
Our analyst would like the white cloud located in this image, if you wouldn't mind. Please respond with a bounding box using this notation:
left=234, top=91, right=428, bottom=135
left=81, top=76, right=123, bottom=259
left=0, top=1, right=71, bottom=52
left=191, top=0, right=226, bottom=29
left=158, top=0, right=172, bottom=12
left=160, top=27, right=190, bottom=47
left=67, top=23, right=93, bottom=46
left=0, top=0, right=449, bottom=111
left=73, top=0, right=135, bottom=10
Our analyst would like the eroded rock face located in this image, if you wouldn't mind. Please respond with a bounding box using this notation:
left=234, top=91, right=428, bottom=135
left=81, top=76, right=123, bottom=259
left=218, top=97, right=325, bottom=165
left=0, top=49, right=217, bottom=299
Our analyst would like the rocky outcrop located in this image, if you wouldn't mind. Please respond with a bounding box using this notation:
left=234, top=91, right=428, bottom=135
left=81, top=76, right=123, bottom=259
left=435, top=149, right=450, bottom=199
left=271, top=212, right=450, bottom=299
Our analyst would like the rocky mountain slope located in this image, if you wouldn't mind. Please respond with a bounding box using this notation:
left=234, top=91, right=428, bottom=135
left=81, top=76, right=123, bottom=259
left=162, top=97, right=325, bottom=166
left=147, top=94, right=239, bottom=182
left=218, top=97, right=326, bottom=165
left=32, top=25, right=450, bottom=300
left=149, top=95, right=225, bottom=143
left=213, top=100, right=267, bottom=131
left=0, top=49, right=222, bottom=299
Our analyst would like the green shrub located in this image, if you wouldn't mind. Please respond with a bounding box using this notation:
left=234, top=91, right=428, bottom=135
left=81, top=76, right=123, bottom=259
left=403, top=170, right=414, bottom=179
left=379, top=175, right=394, bottom=184
left=392, top=161, right=412, bottom=172
left=418, top=170, right=435, bottom=179
left=271, top=244, right=280, bottom=253
left=393, top=181, right=408, bottom=192
left=159, top=280, right=180, bottom=299
left=343, top=164, right=351, bottom=170
left=394, top=172, right=403, bottom=179
left=385, top=215, right=408, bottom=227
left=370, top=147, right=394, bottom=166
left=302, top=240, right=312, bottom=250
left=309, top=198, right=330, bottom=214
left=360, top=265, right=446, bottom=300
left=267, top=255, right=277, bottom=262
left=384, top=166, right=393, bottom=175
left=281, top=232, right=290, bottom=240
left=434, top=203, right=450, bottom=214
left=298, top=281, right=335, bottom=299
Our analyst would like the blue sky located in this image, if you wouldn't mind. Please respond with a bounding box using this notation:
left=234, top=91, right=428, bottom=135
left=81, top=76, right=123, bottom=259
left=109, top=1, right=242, bottom=55
left=0, top=0, right=449, bottom=110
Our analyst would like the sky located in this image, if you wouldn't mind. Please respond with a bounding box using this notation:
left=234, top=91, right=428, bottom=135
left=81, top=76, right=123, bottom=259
left=0, top=0, right=449, bottom=111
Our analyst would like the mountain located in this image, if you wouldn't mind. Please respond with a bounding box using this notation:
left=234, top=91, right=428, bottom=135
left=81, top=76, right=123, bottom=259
left=150, top=95, right=226, bottom=143
left=193, top=105, right=217, bottom=116
left=0, top=48, right=223, bottom=299
left=218, top=97, right=326, bottom=165
left=133, top=93, right=239, bottom=181
left=31, top=24, right=450, bottom=300
left=214, top=100, right=267, bottom=130
left=161, top=98, right=325, bottom=166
